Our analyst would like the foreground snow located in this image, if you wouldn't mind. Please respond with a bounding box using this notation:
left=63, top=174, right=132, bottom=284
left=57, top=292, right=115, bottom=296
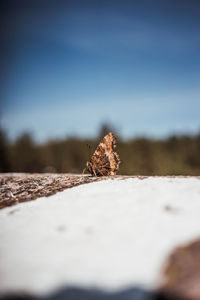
left=0, top=177, right=200, bottom=296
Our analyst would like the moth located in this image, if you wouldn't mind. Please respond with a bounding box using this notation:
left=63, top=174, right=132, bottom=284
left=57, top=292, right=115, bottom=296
left=84, top=132, right=120, bottom=176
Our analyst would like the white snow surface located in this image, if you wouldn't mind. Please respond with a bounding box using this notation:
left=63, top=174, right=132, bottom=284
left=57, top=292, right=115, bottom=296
left=0, top=177, right=200, bottom=295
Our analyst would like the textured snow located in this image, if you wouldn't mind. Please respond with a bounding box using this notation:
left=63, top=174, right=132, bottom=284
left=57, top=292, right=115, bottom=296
left=0, top=177, right=200, bottom=296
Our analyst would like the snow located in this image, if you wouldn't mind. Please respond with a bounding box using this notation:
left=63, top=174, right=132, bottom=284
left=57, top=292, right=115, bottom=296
left=0, top=177, right=200, bottom=296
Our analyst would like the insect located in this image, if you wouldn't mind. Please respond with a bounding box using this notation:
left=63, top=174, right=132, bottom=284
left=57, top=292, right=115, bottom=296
left=83, top=132, right=120, bottom=176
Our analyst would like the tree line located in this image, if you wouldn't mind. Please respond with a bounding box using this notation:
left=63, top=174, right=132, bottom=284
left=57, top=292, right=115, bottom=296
left=0, top=127, right=200, bottom=175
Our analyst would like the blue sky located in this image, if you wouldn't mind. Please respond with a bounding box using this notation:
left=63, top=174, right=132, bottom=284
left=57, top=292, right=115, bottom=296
left=1, top=0, right=200, bottom=141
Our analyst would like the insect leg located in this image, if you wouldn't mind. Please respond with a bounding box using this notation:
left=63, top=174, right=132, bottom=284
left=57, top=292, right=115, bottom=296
left=93, top=168, right=97, bottom=177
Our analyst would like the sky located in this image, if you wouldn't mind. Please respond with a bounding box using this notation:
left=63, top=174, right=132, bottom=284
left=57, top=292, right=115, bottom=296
left=0, top=0, right=200, bottom=142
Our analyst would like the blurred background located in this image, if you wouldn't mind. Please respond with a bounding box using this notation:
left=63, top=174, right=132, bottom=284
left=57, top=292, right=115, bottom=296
left=0, top=0, right=200, bottom=175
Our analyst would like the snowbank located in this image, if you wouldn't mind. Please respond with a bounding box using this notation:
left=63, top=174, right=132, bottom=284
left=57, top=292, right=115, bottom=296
left=0, top=177, right=200, bottom=295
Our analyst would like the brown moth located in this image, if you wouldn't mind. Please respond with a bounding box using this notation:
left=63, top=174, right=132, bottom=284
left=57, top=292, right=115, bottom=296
left=84, top=132, right=120, bottom=176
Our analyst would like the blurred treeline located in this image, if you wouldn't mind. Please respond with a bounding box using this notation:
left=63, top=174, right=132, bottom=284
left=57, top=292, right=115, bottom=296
left=0, top=126, right=200, bottom=175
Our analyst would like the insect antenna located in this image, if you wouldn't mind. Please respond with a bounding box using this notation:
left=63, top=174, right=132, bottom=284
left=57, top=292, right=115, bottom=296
left=82, top=143, right=92, bottom=175
left=86, top=143, right=92, bottom=160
